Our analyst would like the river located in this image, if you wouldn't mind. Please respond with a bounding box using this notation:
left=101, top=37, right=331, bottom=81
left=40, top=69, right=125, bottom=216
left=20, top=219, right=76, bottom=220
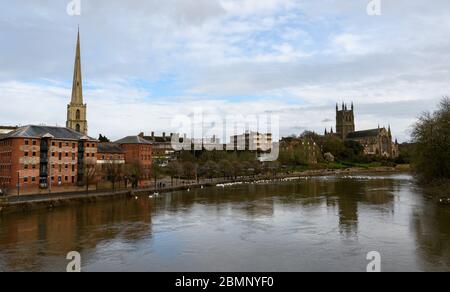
left=0, top=173, right=449, bottom=272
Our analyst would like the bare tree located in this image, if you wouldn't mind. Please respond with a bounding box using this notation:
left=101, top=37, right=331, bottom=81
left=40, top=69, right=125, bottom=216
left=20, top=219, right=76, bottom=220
left=104, top=162, right=123, bottom=192
left=125, top=161, right=144, bottom=189
left=218, top=160, right=233, bottom=180
left=183, top=161, right=198, bottom=182
left=166, top=160, right=182, bottom=186
left=151, top=162, right=163, bottom=189
left=82, top=162, right=99, bottom=195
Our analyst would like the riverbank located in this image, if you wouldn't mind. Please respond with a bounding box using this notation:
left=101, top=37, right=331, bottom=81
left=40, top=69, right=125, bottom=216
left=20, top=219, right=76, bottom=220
left=0, top=165, right=409, bottom=215
left=420, top=180, right=450, bottom=205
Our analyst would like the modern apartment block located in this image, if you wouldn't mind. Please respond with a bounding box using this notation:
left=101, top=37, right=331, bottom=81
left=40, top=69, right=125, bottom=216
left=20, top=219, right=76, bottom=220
left=228, top=132, right=273, bottom=152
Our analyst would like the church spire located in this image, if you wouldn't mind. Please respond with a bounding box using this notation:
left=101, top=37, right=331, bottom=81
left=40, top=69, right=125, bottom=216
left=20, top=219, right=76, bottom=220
left=71, top=27, right=83, bottom=105
left=67, top=28, right=88, bottom=135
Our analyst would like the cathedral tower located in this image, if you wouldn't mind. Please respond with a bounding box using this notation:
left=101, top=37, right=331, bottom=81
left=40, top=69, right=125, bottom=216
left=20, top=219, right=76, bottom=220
left=66, top=29, right=88, bottom=135
left=336, top=102, right=355, bottom=140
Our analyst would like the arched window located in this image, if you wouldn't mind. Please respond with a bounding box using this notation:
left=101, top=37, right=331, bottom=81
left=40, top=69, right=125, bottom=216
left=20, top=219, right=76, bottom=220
left=76, top=124, right=81, bottom=133
left=76, top=109, right=81, bottom=120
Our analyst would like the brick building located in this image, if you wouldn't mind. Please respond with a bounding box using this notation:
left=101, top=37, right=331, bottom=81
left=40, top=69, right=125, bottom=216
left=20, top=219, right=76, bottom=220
left=141, top=132, right=176, bottom=166
left=0, top=125, right=97, bottom=195
left=114, top=136, right=153, bottom=186
left=97, top=143, right=125, bottom=165
left=0, top=126, right=18, bottom=138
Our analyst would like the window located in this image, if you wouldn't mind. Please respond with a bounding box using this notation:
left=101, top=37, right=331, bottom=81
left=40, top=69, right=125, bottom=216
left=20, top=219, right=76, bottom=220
left=32, top=140, right=36, bottom=146
left=24, top=152, right=29, bottom=157
left=59, top=142, right=62, bottom=148
left=58, top=153, right=62, bottom=160
left=65, top=176, right=68, bottom=182
left=31, top=177, right=36, bottom=182
left=32, top=152, right=36, bottom=157
left=76, top=110, right=81, bottom=120
left=76, top=124, right=81, bottom=132
left=24, top=164, right=28, bottom=170
left=23, top=177, right=28, bottom=183
left=25, top=140, right=29, bottom=145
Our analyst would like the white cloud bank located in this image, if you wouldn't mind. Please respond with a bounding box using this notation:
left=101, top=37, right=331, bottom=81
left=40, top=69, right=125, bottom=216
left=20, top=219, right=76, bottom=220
left=1, top=0, right=450, bottom=142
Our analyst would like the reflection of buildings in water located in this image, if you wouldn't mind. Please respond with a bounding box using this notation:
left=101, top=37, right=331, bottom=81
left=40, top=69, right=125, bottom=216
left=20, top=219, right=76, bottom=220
left=163, top=185, right=277, bottom=218
left=319, top=177, right=396, bottom=236
left=0, top=199, right=154, bottom=271
left=0, top=176, right=403, bottom=271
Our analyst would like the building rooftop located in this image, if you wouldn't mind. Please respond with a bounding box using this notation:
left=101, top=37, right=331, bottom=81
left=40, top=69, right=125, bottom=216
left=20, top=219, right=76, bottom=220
left=0, top=125, right=96, bottom=141
left=114, top=136, right=153, bottom=145
left=144, top=136, right=172, bottom=143
left=142, top=132, right=173, bottom=143
left=98, top=143, right=125, bottom=154
left=0, top=126, right=19, bottom=131
left=346, top=129, right=380, bottom=139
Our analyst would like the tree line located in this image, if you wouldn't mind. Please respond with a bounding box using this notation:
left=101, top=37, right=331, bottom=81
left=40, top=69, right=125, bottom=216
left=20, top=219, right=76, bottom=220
left=412, top=97, right=450, bottom=184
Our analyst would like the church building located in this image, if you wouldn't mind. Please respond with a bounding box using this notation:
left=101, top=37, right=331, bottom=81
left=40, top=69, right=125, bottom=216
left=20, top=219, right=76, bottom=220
left=325, top=103, right=399, bottom=159
left=66, top=29, right=88, bottom=135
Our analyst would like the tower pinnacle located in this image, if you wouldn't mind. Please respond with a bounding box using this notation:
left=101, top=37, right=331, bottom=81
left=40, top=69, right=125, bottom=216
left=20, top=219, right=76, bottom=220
left=67, top=28, right=88, bottom=135
left=71, top=28, right=83, bottom=105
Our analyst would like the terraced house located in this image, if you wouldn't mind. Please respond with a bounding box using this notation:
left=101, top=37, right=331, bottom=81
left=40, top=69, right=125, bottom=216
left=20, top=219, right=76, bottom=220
left=0, top=125, right=97, bottom=195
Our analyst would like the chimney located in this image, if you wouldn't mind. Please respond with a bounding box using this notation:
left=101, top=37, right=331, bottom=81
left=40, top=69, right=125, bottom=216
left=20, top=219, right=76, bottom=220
left=163, top=132, right=166, bottom=138
left=151, top=131, right=154, bottom=138
left=138, top=132, right=144, bottom=138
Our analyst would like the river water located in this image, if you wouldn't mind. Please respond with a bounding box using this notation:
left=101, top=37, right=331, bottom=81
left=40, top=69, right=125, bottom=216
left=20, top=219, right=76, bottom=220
left=0, top=173, right=449, bottom=272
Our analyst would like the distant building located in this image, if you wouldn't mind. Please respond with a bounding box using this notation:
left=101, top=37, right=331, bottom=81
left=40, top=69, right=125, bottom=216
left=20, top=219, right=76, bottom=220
left=0, top=125, right=97, bottom=195
left=279, top=137, right=320, bottom=164
left=114, top=136, right=153, bottom=186
left=335, top=102, right=355, bottom=140
left=228, top=132, right=273, bottom=152
left=347, top=127, right=399, bottom=158
left=66, top=29, right=88, bottom=135
left=325, top=103, right=399, bottom=158
left=141, top=132, right=176, bottom=166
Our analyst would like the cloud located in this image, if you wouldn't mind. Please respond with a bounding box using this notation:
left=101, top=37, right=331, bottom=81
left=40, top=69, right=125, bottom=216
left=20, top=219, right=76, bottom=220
left=1, top=0, right=450, bottom=143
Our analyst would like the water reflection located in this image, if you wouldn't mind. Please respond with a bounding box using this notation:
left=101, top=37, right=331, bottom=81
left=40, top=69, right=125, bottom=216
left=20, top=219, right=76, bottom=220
left=0, top=173, right=449, bottom=272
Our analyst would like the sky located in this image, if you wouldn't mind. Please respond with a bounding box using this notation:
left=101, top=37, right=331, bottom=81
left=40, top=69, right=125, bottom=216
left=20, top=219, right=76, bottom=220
left=1, top=0, right=450, bottom=142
